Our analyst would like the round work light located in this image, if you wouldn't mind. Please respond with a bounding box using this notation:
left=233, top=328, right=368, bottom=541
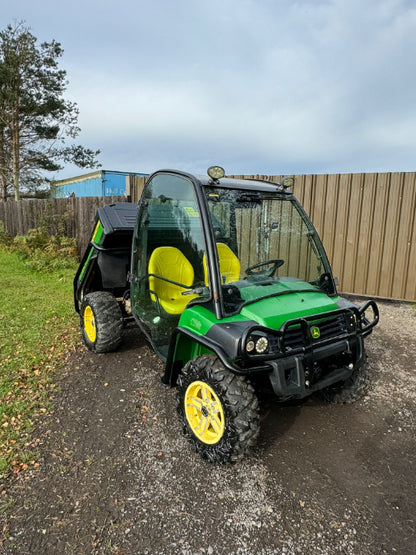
left=255, top=336, right=269, bottom=354
left=207, top=166, right=225, bottom=180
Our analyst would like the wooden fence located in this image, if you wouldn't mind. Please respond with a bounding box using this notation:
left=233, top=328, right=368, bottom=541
left=126, top=175, right=146, bottom=203
left=294, top=172, right=416, bottom=302
left=0, top=196, right=124, bottom=257
left=0, top=172, right=415, bottom=302
left=233, top=172, right=416, bottom=302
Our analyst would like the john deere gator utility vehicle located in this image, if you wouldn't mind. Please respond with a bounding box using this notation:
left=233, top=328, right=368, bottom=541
left=74, top=166, right=379, bottom=463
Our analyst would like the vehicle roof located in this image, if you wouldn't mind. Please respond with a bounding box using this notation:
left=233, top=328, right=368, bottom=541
left=153, top=169, right=291, bottom=194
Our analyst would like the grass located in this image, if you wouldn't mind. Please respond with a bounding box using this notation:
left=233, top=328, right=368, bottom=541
left=0, top=248, right=79, bottom=479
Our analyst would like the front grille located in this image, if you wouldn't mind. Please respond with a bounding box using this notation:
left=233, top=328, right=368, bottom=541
left=281, top=313, right=352, bottom=352
left=282, top=326, right=304, bottom=350
left=313, top=314, right=348, bottom=339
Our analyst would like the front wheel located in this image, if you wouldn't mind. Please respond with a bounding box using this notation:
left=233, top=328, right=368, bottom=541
left=177, top=355, right=260, bottom=463
left=80, top=291, right=123, bottom=353
left=317, top=357, right=369, bottom=404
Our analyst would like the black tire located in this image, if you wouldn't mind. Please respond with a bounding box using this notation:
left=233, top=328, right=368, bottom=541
left=177, top=355, right=260, bottom=463
left=317, top=357, right=369, bottom=404
left=80, top=291, right=123, bottom=353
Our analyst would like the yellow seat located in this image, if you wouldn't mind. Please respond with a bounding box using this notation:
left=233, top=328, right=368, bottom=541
left=148, top=247, right=196, bottom=315
left=204, top=243, right=241, bottom=284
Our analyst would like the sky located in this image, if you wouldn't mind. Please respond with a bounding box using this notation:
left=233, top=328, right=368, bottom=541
left=2, top=0, right=416, bottom=180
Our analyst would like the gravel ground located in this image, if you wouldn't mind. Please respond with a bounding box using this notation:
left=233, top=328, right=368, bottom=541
left=1, top=297, right=415, bottom=554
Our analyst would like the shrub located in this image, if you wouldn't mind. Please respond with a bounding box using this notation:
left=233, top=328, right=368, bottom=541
left=11, top=228, right=78, bottom=272
left=0, top=216, right=78, bottom=272
left=0, top=221, right=12, bottom=247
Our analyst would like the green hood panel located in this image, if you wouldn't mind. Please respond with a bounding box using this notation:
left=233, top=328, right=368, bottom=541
left=179, top=305, right=249, bottom=337
left=240, top=290, right=341, bottom=329
left=179, top=280, right=341, bottom=336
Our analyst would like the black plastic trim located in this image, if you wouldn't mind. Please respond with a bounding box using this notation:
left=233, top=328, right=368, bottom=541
left=357, top=300, right=379, bottom=334
left=90, top=241, right=132, bottom=253
left=268, top=334, right=365, bottom=399
left=162, top=327, right=272, bottom=386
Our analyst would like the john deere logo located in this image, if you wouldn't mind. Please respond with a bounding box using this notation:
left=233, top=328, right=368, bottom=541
left=311, top=326, right=321, bottom=339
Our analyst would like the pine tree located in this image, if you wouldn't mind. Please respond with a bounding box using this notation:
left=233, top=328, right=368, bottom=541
left=0, top=22, right=100, bottom=200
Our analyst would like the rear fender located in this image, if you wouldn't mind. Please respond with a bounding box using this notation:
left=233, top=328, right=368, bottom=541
left=74, top=247, right=101, bottom=312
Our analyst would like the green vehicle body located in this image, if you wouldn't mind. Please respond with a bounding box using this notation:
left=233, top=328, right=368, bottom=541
left=74, top=168, right=379, bottom=461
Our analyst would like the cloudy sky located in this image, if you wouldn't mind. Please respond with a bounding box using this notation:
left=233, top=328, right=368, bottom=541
left=2, top=0, right=416, bottom=179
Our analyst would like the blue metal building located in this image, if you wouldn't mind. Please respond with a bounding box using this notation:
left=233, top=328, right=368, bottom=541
left=51, top=170, right=149, bottom=198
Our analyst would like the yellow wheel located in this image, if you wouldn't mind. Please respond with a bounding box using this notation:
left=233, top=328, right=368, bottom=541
left=80, top=292, right=123, bottom=353
left=184, top=380, right=225, bottom=445
left=177, top=355, right=260, bottom=463
left=83, top=305, right=96, bottom=343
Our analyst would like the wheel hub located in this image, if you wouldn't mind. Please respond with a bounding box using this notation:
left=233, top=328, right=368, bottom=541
left=184, top=380, right=225, bottom=445
left=83, top=305, right=96, bottom=342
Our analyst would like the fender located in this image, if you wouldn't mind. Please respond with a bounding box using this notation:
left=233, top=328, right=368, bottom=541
left=162, top=327, right=271, bottom=387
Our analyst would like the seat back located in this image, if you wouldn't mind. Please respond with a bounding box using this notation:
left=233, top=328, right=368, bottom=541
left=148, top=247, right=195, bottom=315
left=204, top=242, right=241, bottom=284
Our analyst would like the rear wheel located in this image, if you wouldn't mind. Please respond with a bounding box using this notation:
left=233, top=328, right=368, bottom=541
left=80, top=291, right=123, bottom=353
left=177, top=355, right=260, bottom=463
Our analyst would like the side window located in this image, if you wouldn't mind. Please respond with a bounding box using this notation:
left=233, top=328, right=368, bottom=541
left=206, top=190, right=238, bottom=260
left=143, top=174, right=206, bottom=282
left=208, top=198, right=231, bottom=242
left=131, top=173, right=208, bottom=358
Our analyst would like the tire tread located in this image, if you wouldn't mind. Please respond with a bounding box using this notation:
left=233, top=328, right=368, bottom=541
left=80, top=291, right=123, bottom=353
left=177, top=355, right=260, bottom=463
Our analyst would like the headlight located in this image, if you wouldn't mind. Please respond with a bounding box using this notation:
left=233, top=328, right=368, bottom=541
left=245, top=334, right=269, bottom=355
left=255, top=336, right=269, bottom=354
left=246, top=340, right=255, bottom=353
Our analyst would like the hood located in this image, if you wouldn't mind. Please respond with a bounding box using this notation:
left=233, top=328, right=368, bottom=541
left=239, top=280, right=340, bottom=329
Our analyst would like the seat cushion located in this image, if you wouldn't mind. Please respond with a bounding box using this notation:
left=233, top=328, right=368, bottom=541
left=149, top=247, right=196, bottom=315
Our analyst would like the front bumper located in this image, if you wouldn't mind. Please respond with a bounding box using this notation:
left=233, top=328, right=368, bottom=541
left=164, top=300, right=378, bottom=392
left=267, top=336, right=364, bottom=399
left=247, top=300, right=378, bottom=399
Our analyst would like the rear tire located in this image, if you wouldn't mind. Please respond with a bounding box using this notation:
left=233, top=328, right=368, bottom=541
left=80, top=291, right=123, bottom=353
left=177, top=355, right=260, bottom=463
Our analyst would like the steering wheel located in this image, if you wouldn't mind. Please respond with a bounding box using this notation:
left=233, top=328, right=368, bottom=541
left=245, top=259, right=284, bottom=277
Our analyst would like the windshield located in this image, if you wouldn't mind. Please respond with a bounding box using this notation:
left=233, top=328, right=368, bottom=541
left=204, top=186, right=333, bottom=314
